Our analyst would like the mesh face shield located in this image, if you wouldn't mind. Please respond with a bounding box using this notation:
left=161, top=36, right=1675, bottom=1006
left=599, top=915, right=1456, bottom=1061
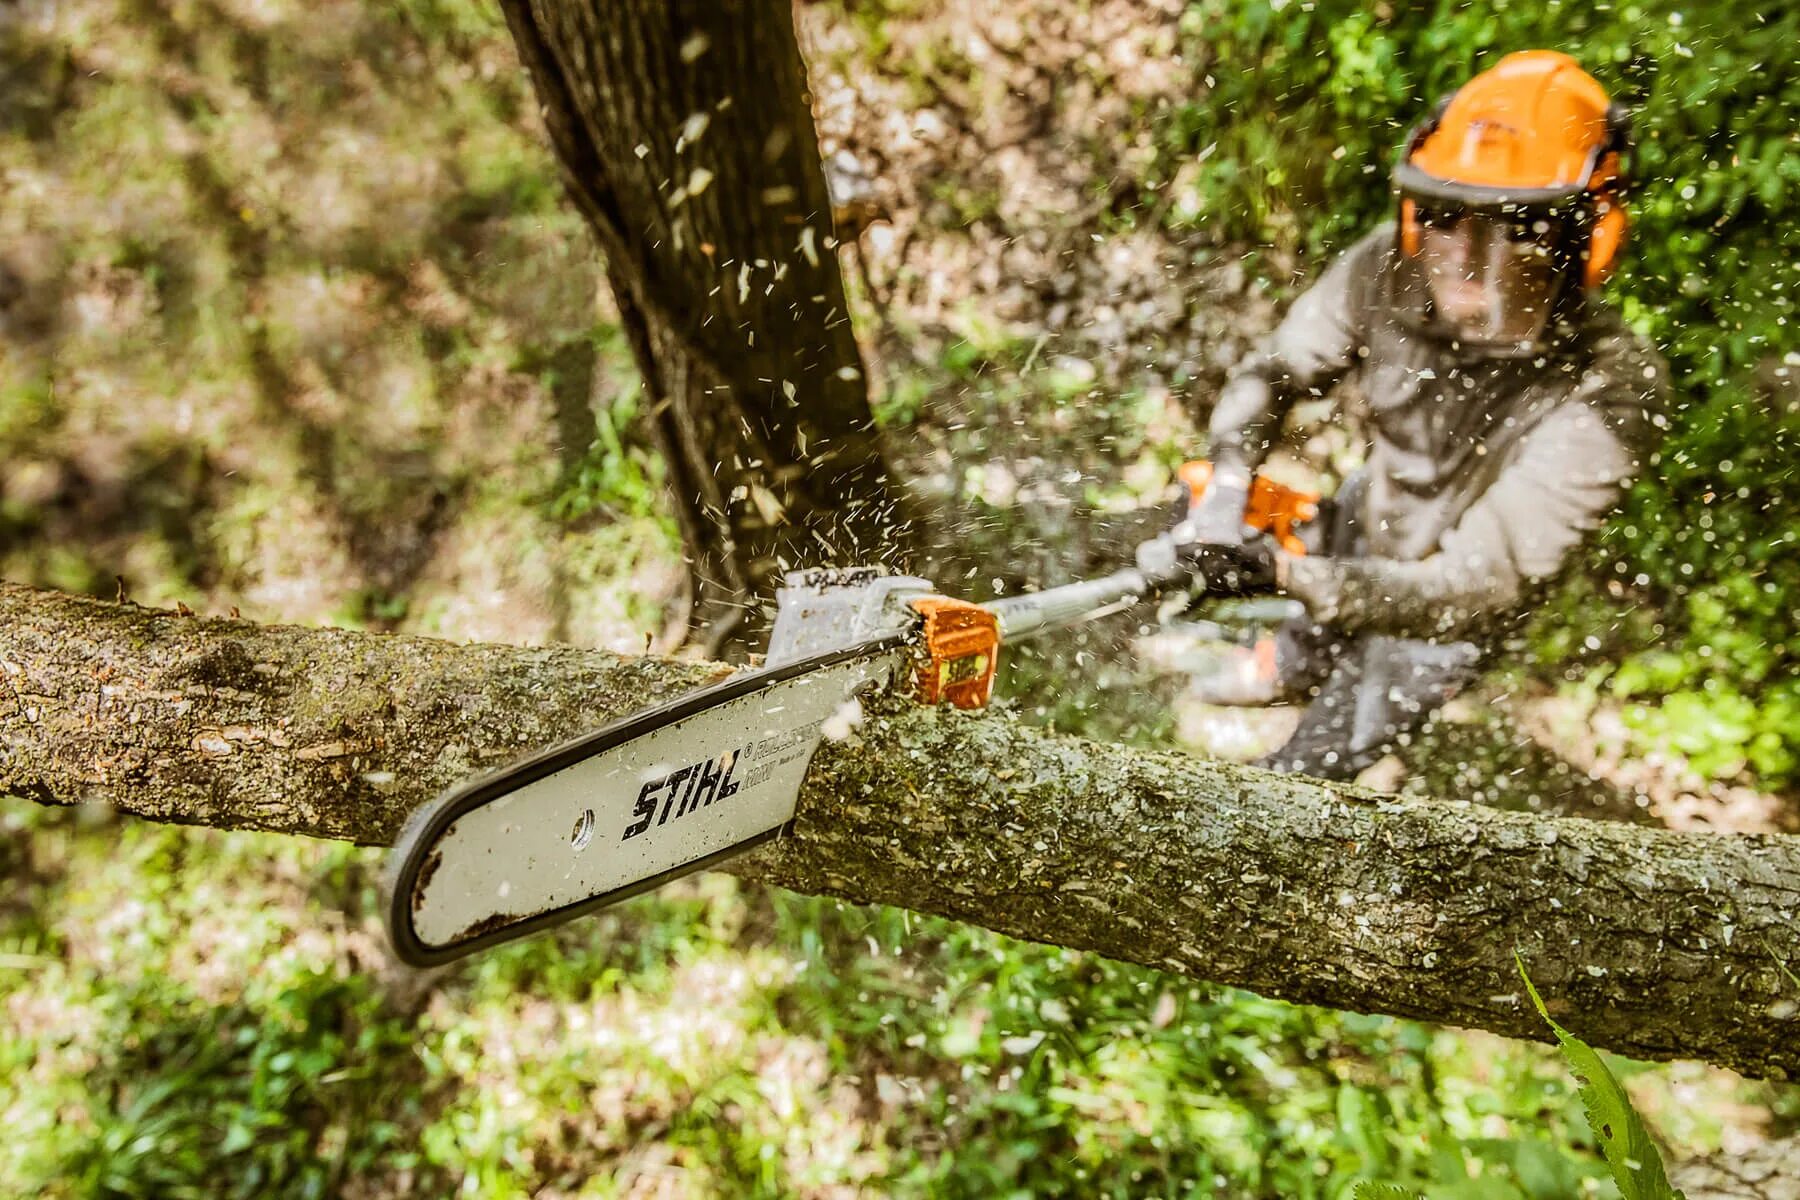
left=1405, top=206, right=1567, bottom=348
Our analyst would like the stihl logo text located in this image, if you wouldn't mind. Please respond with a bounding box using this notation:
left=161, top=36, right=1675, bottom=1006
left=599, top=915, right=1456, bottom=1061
left=621, top=749, right=743, bottom=841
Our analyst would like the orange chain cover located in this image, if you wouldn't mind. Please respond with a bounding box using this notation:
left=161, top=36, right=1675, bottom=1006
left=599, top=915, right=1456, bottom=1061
left=1178, top=460, right=1321, bottom=556
left=907, top=596, right=1000, bottom=709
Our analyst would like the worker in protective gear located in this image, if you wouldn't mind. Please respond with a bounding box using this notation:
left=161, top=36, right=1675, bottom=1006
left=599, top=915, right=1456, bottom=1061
left=1164, top=51, right=1668, bottom=781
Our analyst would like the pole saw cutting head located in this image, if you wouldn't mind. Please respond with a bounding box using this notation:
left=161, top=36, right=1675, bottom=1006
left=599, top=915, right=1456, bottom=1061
left=766, top=568, right=1000, bottom=709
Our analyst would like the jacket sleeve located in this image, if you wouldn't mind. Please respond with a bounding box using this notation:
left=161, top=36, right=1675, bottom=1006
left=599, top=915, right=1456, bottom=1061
left=1205, top=229, right=1381, bottom=474
left=1283, top=361, right=1666, bottom=639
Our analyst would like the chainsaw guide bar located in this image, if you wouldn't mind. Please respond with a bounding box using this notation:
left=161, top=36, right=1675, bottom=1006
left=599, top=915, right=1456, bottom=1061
left=386, top=635, right=906, bottom=966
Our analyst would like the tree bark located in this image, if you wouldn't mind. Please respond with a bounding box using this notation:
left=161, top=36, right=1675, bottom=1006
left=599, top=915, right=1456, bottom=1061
left=499, top=0, right=911, bottom=655
left=4, top=581, right=1798, bottom=1080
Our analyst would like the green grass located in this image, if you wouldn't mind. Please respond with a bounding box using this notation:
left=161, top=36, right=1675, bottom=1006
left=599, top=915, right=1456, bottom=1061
left=7, top=795, right=1795, bottom=1199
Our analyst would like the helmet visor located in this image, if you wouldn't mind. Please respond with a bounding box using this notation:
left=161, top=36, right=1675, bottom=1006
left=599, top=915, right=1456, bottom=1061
left=1412, top=207, right=1563, bottom=346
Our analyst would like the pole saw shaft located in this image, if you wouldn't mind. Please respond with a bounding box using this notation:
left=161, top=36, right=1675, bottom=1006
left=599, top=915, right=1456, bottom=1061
left=985, top=460, right=1318, bottom=642
left=982, top=567, right=1159, bottom=641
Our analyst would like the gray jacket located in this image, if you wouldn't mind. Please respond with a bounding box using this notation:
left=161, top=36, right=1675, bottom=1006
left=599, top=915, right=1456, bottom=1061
left=1208, top=224, right=1669, bottom=639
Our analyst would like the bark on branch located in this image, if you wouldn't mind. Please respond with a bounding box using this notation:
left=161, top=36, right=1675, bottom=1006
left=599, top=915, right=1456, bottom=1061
left=3, top=582, right=1797, bottom=1080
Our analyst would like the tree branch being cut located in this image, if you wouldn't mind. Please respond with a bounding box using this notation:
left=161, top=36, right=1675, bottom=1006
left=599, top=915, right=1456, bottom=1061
left=3, top=582, right=1796, bottom=1080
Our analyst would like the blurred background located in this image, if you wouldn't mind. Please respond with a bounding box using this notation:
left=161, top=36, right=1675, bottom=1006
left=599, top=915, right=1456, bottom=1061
left=2, top=0, right=1795, bottom=1195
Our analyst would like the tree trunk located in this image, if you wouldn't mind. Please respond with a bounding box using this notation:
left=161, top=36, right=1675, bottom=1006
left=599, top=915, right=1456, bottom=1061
left=499, top=0, right=910, bottom=656
left=5, top=582, right=1798, bottom=1081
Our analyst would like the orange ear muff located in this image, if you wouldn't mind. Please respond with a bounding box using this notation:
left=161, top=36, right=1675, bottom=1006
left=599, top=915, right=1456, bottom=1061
left=1585, top=196, right=1627, bottom=288
left=1400, top=198, right=1421, bottom=257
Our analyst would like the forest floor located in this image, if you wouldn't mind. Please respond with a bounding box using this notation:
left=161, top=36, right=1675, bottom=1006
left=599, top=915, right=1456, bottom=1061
left=1, top=0, right=1794, bottom=1196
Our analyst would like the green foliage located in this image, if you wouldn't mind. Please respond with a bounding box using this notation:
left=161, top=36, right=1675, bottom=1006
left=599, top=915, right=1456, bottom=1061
left=548, top=382, right=667, bottom=525
left=12, top=800, right=1684, bottom=1200
left=1156, top=0, right=1800, bottom=788
left=1619, top=682, right=1797, bottom=782
left=332, top=586, right=413, bottom=630
left=460, top=890, right=1615, bottom=1200
left=874, top=372, right=932, bottom=428
left=1355, top=1185, right=1422, bottom=1200
left=0, top=369, right=59, bottom=446
left=1517, top=955, right=1684, bottom=1200
left=1361, top=963, right=1698, bottom=1200
left=43, top=974, right=424, bottom=1200
left=0, top=815, right=433, bottom=1200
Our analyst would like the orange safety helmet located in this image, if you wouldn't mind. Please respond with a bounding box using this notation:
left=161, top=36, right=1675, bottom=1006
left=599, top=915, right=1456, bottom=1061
left=1394, top=51, right=1632, bottom=293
